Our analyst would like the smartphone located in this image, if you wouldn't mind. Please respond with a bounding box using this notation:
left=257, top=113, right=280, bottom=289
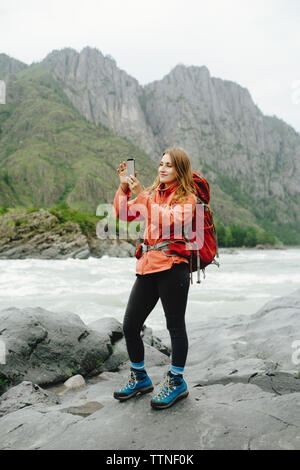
left=126, top=158, right=135, bottom=178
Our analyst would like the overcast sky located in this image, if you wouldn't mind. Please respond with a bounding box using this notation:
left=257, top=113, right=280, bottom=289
left=1, top=0, right=299, bottom=132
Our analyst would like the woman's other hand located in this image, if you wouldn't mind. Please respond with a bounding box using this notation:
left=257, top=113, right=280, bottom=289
left=117, top=161, right=142, bottom=196
left=127, top=173, right=142, bottom=196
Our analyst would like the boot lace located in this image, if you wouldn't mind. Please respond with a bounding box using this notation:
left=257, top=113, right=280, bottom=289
left=155, top=375, right=176, bottom=399
left=121, top=370, right=138, bottom=390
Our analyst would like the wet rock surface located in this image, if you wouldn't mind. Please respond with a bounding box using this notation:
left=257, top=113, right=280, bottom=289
left=0, top=289, right=299, bottom=450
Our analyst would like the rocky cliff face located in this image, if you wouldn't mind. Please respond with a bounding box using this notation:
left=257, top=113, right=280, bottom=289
left=143, top=65, right=300, bottom=230
left=42, top=47, right=159, bottom=156
left=0, top=54, right=28, bottom=84
left=41, top=47, right=300, bottom=235
left=144, top=64, right=300, bottom=200
left=1, top=47, right=300, bottom=241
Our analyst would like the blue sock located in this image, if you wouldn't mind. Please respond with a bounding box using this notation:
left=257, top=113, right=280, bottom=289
left=170, top=365, right=184, bottom=376
left=130, top=360, right=145, bottom=371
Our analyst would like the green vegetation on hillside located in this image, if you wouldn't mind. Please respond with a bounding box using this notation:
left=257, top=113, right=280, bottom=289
left=0, top=64, right=157, bottom=213
left=215, top=222, right=277, bottom=247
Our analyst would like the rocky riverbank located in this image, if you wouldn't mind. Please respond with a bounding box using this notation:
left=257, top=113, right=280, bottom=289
left=0, top=289, right=299, bottom=450
left=0, top=208, right=135, bottom=259
left=0, top=208, right=289, bottom=260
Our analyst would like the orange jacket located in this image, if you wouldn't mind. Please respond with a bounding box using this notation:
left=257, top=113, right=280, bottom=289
left=113, top=180, right=197, bottom=275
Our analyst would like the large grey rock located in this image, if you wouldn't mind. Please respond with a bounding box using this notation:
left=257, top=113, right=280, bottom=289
left=87, top=318, right=171, bottom=367
left=156, top=287, right=300, bottom=388
left=0, top=307, right=113, bottom=389
left=0, top=381, right=60, bottom=418
left=0, top=407, right=82, bottom=450
left=0, top=289, right=299, bottom=450
left=141, top=325, right=171, bottom=357
left=100, top=338, right=169, bottom=373
left=89, top=238, right=135, bottom=258
left=97, top=338, right=129, bottom=372
left=0, top=378, right=298, bottom=450
left=87, top=317, right=123, bottom=343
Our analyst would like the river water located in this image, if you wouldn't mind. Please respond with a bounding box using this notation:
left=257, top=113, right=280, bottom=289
left=1, top=248, right=299, bottom=331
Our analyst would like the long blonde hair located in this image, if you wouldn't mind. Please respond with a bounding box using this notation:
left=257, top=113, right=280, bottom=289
left=145, top=148, right=196, bottom=204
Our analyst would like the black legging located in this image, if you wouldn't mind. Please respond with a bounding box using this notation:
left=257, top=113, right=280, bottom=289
left=123, top=262, right=190, bottom=368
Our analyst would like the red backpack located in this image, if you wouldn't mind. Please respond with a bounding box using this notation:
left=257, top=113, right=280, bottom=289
left=189, top=171, right=220, bottom=282
left=160, top=171, right=220, bottom=284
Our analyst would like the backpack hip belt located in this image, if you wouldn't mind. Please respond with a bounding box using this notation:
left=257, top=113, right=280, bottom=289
left=141, top=241, right=172, bottom=255
left=140, top=241, right=202, bottom=284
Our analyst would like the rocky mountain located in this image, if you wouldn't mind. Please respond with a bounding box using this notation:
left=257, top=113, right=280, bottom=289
left=0, top=54, right=28, bottom=84
left=143, top=65, right=300, bottom=225
left=40, top=47, right=300, bottom=243
left=42, top=48, right=160, bottom=156
left=1, top=46, right=300, bottom=244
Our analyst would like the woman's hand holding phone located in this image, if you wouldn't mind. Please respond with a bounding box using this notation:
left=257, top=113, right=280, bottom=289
left=116, top=160, right=129, bottom=192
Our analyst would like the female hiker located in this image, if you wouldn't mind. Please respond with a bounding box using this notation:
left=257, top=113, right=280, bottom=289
left=112, top=148, right=197, bottom=409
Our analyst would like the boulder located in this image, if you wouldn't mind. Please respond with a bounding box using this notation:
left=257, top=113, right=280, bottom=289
left=99, top=338, right=169, bottom=373
left=0, top=307, right=113, bottom=390
left=89, top=238, right=135, bottom=258
left=0, top=381, right=60, bottom=418
left=63, top=375, right=86, bottom=390
left=141, top=325, right=171, bottom=357
left=88, top=317, right=123, bottom=343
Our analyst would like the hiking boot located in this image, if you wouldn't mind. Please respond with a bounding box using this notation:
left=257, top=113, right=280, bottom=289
left=114, top=368, right=154, bottom=401
left=150, top=371, right=189, bottom=409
